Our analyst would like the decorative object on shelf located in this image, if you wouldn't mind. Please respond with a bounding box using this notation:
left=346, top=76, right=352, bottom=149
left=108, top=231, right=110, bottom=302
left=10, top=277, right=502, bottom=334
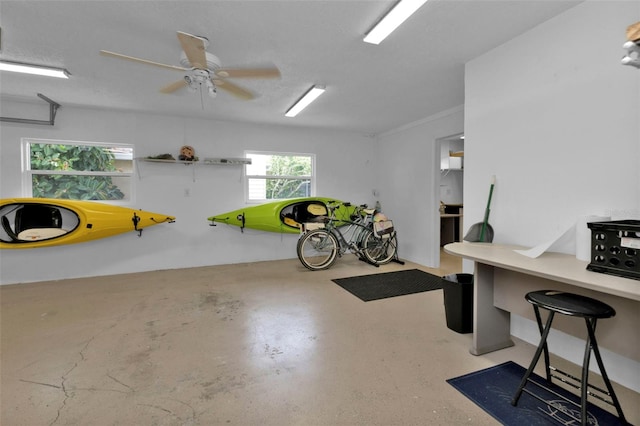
left=147, top=153, right=176, bottom=160
left=0, top=198, right=175, bottom=249
left=178, top=145, right=198, bottom=162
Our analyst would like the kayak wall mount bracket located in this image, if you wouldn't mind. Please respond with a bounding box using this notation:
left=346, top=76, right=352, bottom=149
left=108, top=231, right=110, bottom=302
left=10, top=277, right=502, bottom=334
left=132, top=212, right=143, bottom=237
left=237, top=213, right=245, bottom=233
left=0, top=93, right=61, bottom=126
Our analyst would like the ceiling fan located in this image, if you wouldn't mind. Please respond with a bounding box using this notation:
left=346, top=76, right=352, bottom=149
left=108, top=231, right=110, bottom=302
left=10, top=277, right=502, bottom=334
left=100, top=31, right=280, bottom=101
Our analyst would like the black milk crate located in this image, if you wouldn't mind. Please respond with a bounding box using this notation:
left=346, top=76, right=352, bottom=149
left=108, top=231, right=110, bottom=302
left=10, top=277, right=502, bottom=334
left=587, top=220, right=640, bottom=280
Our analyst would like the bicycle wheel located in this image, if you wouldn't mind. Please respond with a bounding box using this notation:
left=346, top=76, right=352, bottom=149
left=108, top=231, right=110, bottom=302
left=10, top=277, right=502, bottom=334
left=363, top=231, right=398, bottom=265
left=297, top=229, right=339, bottom=270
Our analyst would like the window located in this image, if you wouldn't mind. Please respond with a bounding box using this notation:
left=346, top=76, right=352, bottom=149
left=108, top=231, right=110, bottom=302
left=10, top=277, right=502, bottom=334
left=245, top=151, right=314, bottom=202
left=23, top=138, right=134, bottom=201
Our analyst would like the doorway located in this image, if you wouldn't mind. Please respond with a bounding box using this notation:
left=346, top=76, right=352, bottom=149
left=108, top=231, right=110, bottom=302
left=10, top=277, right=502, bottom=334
left=436, top=132, right=464, bottom=265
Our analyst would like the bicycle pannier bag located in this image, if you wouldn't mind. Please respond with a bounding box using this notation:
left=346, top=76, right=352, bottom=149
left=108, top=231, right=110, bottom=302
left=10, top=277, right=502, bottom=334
left=373, top=220, right=394, bottom=238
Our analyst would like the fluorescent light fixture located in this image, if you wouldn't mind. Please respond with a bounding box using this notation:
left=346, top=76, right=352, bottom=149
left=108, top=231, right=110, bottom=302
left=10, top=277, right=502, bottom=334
left=0, top=60, right=70, bottom=79
left=364, top=0, right=428, bottom=45
left=285, top=85, right=326, bottom=117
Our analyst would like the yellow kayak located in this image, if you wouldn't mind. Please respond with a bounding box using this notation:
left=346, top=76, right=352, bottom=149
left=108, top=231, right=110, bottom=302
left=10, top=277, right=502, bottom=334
left=0, top=198, right=175, bottom=249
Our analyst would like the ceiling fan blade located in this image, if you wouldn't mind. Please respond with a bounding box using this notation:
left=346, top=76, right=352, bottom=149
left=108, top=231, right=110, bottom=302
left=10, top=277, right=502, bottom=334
left=213, top=79, right=255, bottom=100
left=160, top=79, right=188, bottom=94
left=215, top=67, right=281, bottom=79
left=177, top=31, right=207, bottom=69
left=100, top=50, right=188, bottom=72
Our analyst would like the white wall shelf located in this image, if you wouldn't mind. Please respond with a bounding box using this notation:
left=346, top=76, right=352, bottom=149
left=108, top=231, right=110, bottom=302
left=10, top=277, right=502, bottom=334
left=203, top=157, right=252, bottom=165
left=135, top=157, right=251, bottom=181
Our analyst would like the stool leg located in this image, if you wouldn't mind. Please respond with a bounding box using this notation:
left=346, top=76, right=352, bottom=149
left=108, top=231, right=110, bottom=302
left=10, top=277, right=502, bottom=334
left=585, top=318, right=628, bottom=424
left=533, top=305, right=552, bottom=381
left=580, top=319, right=592, bottom=426
left=511, top=310, right=555, bottom=406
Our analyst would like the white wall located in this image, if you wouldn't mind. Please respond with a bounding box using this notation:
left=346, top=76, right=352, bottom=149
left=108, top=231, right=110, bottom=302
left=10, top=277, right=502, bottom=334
left=0, top=103, right=377, bottom=284
left=464, top=1, right=639, bottom=249
left=376, top=106, right=464, bottom=267
left=464, top=0, right=640, bottom=390
left=1, top=2, right=636, bottom=283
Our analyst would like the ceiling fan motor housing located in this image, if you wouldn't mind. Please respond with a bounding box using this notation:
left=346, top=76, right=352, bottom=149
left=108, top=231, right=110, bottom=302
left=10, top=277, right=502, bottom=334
left=184, top=69, right=217, bottom=97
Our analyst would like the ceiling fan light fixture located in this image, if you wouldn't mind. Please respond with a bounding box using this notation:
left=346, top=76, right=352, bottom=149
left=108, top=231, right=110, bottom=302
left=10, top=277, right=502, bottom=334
left=285, top=85, right=326, bottom=118
left=363, top=0, right=429, bottom=45
left=0, top=60, right=70, bottom=79
left=206, top=79, right=217, bottom=98
left=184, top=75, right=197, bottom=93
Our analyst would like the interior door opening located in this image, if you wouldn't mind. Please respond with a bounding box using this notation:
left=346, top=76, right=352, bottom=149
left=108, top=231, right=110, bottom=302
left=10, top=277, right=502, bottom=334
left=436, top=132, right=464, bottom=266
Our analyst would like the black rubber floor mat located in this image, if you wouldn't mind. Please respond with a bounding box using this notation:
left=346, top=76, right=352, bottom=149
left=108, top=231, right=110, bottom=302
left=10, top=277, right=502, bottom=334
left=332, top=269, right=443, bottom=302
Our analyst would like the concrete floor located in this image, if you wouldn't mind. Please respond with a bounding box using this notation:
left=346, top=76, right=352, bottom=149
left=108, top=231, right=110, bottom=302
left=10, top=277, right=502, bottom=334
left=1, top=252, right=638, bottom=425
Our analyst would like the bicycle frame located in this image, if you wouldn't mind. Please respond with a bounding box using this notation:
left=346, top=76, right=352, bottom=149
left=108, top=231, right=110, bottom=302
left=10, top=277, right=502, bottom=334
left=296, top=201, right=399, bottom=270
left=326, top=217, right=371, bottom=257
left=320, top=203, right=376, bottom=260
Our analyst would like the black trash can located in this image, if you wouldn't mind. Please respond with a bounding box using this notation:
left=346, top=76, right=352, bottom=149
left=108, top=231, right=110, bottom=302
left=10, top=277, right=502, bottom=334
left=441, top=273, right=474, bottom=334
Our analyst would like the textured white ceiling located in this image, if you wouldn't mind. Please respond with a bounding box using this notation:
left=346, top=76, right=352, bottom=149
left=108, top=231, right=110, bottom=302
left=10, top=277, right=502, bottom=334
left=0, top=0, right=583, bottom=135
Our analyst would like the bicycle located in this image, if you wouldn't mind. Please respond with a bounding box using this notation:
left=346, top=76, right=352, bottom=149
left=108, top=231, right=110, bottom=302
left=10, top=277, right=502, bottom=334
left=296, top=201, right=398, bottom=271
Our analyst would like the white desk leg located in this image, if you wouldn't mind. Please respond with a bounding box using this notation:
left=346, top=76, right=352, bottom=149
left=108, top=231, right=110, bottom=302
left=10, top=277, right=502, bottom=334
left=471, top=262, right=514, bottom=355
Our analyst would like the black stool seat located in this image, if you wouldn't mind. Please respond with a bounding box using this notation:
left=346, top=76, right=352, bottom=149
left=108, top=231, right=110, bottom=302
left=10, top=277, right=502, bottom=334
left=512, top=290, right=628, bottom=425
left=525, top=290, right=616, bottom=318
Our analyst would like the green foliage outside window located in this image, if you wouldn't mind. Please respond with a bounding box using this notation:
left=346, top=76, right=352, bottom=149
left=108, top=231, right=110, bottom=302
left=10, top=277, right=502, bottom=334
left=265, top=177, right=311, bottom=199
left=264, top=155, right=312, bottom=200
left=30, top=143, right=126, bottom=200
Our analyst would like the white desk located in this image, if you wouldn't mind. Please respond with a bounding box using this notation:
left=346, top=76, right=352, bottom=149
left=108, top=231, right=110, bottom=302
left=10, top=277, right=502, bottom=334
left=444, top=242, right=640, bottom=359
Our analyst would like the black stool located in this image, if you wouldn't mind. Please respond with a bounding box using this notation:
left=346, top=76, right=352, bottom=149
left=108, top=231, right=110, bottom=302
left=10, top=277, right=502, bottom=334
left=511, top=290, right=628, bottom=425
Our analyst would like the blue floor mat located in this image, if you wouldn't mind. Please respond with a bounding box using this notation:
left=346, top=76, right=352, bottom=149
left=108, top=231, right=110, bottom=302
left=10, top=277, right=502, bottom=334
left=447, top=361, right=628, bottom=425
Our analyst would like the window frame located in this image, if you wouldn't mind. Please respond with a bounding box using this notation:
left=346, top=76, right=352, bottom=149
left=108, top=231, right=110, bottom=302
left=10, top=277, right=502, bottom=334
left=244, top=150, right=316, bottom=203
left=22, top=137, right=135, bottom=203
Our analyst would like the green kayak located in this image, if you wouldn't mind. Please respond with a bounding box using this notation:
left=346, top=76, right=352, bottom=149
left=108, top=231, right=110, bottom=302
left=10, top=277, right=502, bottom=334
left=208, top=197, right=359, bottom=233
